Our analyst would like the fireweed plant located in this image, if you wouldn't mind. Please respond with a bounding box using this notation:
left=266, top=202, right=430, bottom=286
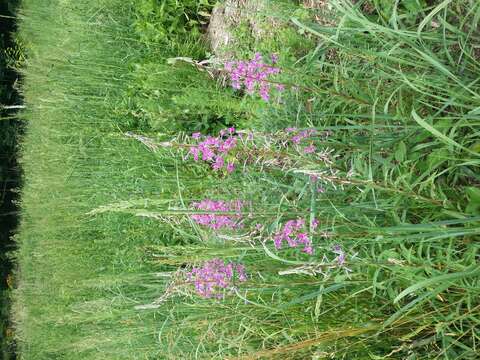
left=273, top=217, right=318, bottom=255
left=186, top=258, right=247, bottom=298
left=285, top=127, right=318, bottom=154
left=186, top=127, right=336, bottom=176
left=169, top=52, right=286, bottom=101
left=124, top=127, right=351, bottom=299
left=224, top=53, right=284, bottom=101
left=189, top=127, right=239, bottom=173
left=118, top=126, right=351, bottom=300
left=183, top=217, right=353, bottom=298
left=119, top=55, right=354, bottom=302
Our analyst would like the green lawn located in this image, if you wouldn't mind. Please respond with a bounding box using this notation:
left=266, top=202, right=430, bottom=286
left=12, top=0, right=480, bottom=359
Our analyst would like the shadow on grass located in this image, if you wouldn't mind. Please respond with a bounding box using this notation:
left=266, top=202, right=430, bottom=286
left=1, top=0, right=21, bottom=358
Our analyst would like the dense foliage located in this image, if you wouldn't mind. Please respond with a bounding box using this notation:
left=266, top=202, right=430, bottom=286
left=0, top=0, right=21, bottom=358
left=134, top=0, right=216, bottom=46
left=10, top=0, right=480, bottom=359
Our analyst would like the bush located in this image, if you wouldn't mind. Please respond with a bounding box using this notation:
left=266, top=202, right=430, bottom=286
left=134, top=0, right=216, bottom=47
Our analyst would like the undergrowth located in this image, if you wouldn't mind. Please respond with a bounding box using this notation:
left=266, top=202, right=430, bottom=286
left=12, top=0, right=480, bottom=359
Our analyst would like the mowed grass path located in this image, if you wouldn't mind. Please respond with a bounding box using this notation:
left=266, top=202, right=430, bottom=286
left=13, top=0, right=480, bottom=359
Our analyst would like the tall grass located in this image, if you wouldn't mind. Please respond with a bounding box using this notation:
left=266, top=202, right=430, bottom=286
left=12, top=0, right=480, bottom=359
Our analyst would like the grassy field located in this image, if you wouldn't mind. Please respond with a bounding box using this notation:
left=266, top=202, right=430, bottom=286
left=11, top=0, right=480, bottom=359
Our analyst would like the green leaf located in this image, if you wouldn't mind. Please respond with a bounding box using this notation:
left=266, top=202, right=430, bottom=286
left=417, top=0, right=453, bottom=36
left=411, top=109, right=478, bottom=157
left=394, top=267, right=480, bottom=304
left=384, top=283, right=451, bottom=328
left=394, top=141, right=407, bottom=162
left=403, top=0, right=424, bottom=12
left=427, top=148, right=448, bottom=168
left=466, top=187, right=480, bottom=202
left=279, top=283, right=347, bottom=309
left=261, top=242, right=304, bottom=265
left=465, top=187, right=480, bottom=214
left=378, top=0, right=394, bottom=15
left=470, top=142, right=480, bottom=153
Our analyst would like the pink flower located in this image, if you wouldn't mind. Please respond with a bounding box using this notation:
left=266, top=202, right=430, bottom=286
left=291, top=135, right=302, bottom=144
left=224, top=53, right=283, bottom=101
left=192, top=132, right=201, bottom=139
left=302, top=246, right=313, bottom=255
left=190, top=147, right=200, bottom=161
left=232, top=80, right=241, bottom=89
left=190, top=199, right=244, bottom=230
left=332, top=245, right=346, bottom=266
left=221, top=137, right=237, bottom=152
left=190, top=129, right=239, bottom=175
left=201, top=146, right=215, bottom=161
left=259, top=85, right=270, bottom=102
left=235, top=264, right=247, bottom=281
left=187, top=258, right=248, bottom=298
left=288, top=128, right=317, bottom=145
left=212, top=156, right=225, bottom=170
left=303, top=144, right=316, bottom=154
left=273, top=234, right=283, bottom=249
left=297, top=232, right=309, bottom=244
left=226, top=162, right=235, bottom=173
left=273, top=218, right=314, bottom=254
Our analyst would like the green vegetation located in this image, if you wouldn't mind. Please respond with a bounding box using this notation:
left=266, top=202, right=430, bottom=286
left=134, top=0, right=215, bottom=45
left=11, top=0, right=480, bottom=359
left=1, top=0, right=21, bottom=358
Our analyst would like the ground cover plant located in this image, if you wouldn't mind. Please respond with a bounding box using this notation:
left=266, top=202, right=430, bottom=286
left=11, top=0, right=480, bottom=359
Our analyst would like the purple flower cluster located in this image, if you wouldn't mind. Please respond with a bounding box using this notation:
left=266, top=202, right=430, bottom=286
left=187, top=258, right=247, bottom=298
left=285, top=127, right=318, bottom=154
left=273, top=218, right=319, bottom=255
left=190, top=128, right=237, bottom=173
left=191, top=199, right=244, bottom=230
left=309, top=175, right=326, bottom=193
left=224, top=53, right=283, bottom=101
left=332, top=245, right=346, bottom=266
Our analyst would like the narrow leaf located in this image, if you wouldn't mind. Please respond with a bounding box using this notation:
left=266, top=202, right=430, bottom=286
left=394, top=267, right=480, bottom=304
